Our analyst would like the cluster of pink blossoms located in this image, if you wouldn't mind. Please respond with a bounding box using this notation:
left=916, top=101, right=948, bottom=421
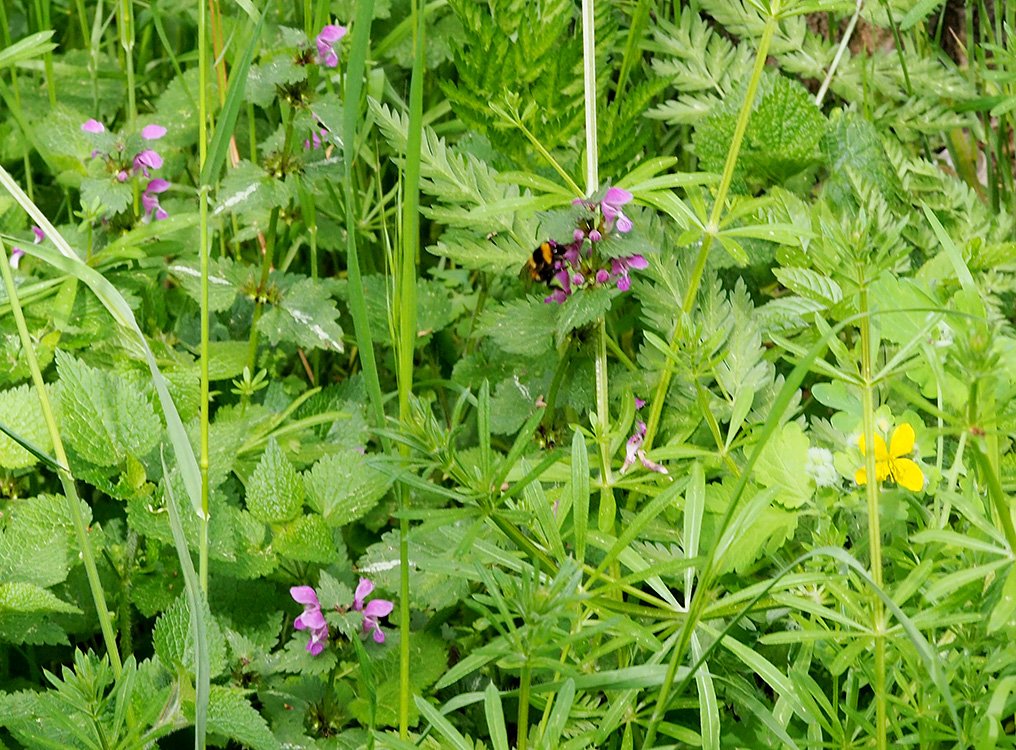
left=289, top=577, right=393, bottom=656
left=621, top=398, right=668, bottom=475
left=81, top=119, right=170, bottom=221
left=543, top=187, right=648, bottom=305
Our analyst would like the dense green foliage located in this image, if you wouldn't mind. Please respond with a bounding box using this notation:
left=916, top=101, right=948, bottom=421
left=1, top=0, right=1015, bottom=747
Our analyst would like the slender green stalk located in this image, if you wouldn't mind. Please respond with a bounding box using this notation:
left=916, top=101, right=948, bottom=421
left=117, top=0, right=137, bottom=129
left=517, top=661, right=532, bottom=750
left=581, top=0, right=598, bottom=194
left=0, top=241, right=122, bottom=677
left=643, top=16, right=777, bottom=453
left=815, top=0, right=862, bottom=107
left=197, top=0, right=211, bottom=593
left=641, top=19, right=779, bottom=747
left=36, top=0, right=56, bottom=107
left=858, top=287, right=887, bottom=750
left=397, top=0, right=426, bottom=736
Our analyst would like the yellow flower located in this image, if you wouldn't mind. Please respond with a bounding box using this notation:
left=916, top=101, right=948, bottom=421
left=855, top=422, right=924, bottom=492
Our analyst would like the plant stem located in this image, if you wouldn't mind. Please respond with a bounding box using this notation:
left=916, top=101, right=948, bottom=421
left=643, top=15, right=777, bottom=453
left=858, top=286, right=887, bottom=750
left=517, top=660, right=531, bottom=750
left=118, top=0, right=137, bottom=129
left=581, top=0, right=598, bottom=195
left=398, top=0, right=425, bottom=735
left=0, top=241, right=122, bottom=677
left=197, top=0, right=211, bottom=593
left=641, top=18, right=778, bottom=747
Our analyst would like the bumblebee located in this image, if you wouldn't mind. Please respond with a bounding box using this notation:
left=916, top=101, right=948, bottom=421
left=525, top=240, right=564, bottom=284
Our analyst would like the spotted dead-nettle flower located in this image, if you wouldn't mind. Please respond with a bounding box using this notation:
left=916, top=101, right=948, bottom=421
left=290, top=585, right=329, bottom=655
left=142, top=179, right=170, bottom=221
left=316, top=24, right=347, bottom=68
left=353, top=578, right=394, bottom=643
left=621, top=420, right=668, bottom=475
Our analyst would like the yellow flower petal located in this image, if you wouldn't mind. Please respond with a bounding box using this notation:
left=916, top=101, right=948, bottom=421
left=889, top=458, right=924, bottom=492
left=859, top=433, right=889, bottom=462
left=855, top=467, right=868, bottom=485
left=889, top=423, right=916, bottom=459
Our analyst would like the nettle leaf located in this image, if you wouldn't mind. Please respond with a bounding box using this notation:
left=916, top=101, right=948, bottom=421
left=246, top=438, right=303, bottom=524
left=556, top=286, right=614, bottom=343
left=214, top=160, right=291, bottom=219
left=694, top=72, right=826, bottom=192
left=429, top=229, right=529, bottom=272
left=207, top=686, right=281, bottom=750
left=246, top=56, right=307, bottom=108
left=753, top=422, right=814, bottom=509
left=259, top=277, right=345, bottom=353
left=821, top=112, right=902, bottom=209
left=153, top=593, right=227, bottom=678
left=349, top=631, right=449, bottom=729
left=0, top=582, right=80, bottom=645
left=168, top=256, right=245, bottom=312
left=0, top=383, right=54, bottom=469
left=303, top=449, right=392, bottom=527
left=80, top=176, right=133, bottom=216
left=56, top=351, right=162, bottom=466
left=478, top=297, right=557, bottom=356
left=350, top=274, right=453, bottom=348
left=273, top=514, right=337, bottom=563
left=0, top=494, right=77, bottom=588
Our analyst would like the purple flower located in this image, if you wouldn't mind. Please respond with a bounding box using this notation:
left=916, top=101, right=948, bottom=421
left=610, top=254, right=648, bottom=292
left=141, top=124, right=167, bottom=140
left=316, top=24, right=347, bottom=68
left=353, top=578, right=394, bottom=643
left=290, top=585, right=329, bottom=655
left=595, top=268, right=610, bottom=285
left=601, top=187, right=633, bottom=234
left=621, top=420, right=668, bottom=475
left=133, top=149, right=163, bottom=176
left=116, top=170, right=129, bottom=182
left=589, top=229, right=602, bottom=242
left=303, top=128, right=328, bottom=150
left=31, top=226, right=44, bottom=244
left=635, top=396, right=646, bottom=410
left=9, top=247, right=25, bottom=269
left=81, top=119, right=105, bottom=134
left=573, top=228, right=586, bottom=243
left=142, top=179, right=170, bottom=221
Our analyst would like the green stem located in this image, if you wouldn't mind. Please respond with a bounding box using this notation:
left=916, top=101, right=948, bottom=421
left=0, top=241, right=122, bottom=677
left=197, top=0, right=210, bottom=593
left=641, top=18, right=779, bottom=747
left=398, top=0, right=426, bottom=736
left=118, top=0, right=137, bottom=129
left=246, top=206, right=281, bottom=372
left=517, top=660, right=531, bottom=750
left=643, top=15, right=777, bottom=453
left=594, top=319, right=615, bottom=531
left=858, top=287, right=887, bottom=750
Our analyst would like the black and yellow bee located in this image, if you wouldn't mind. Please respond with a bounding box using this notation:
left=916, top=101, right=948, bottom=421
left=525, top=240, right=564, bottom=284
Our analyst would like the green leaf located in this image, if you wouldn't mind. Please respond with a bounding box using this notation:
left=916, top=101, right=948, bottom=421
left=168, top=257, right=243, bottom=312
left=273, top=514, right=337, bottom=563
left=259, top=277, right=345, bottom=353
left=0, top=31, right=56, bottom=70
left=556, top=286, right=613, bottom=343
left=246, top=56, right=306, bottom=109
left=0, top=494, right=75, bottom=587
left=246, top=438, right=303, bottom=524
left=56, top=352, right=162, bottom=466
left=988, top=564, right=1016, bottom=634
left=695, top=72, right=826, bottom=192
left=0, top=384, right=53, bottom=468
left=478, top=297, right=557, bottom=356
left=753, top=422, right=814, bottom=509
left=0, top=581, right=79, bottom=615
left=303, top=448, right=392, bottom=527
left=152, top=593, right=227, bottom=679
left=80, top=177, right=133, bottom=216
left=206, top=686, right=281, bottom=750
left=772, top=267, right=842, bottom=306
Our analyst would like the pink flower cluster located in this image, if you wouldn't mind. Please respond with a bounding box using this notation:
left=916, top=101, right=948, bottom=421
left=543, top=187, right=648, bottom=304
left=621, top=399, right=668, bottom=475
left=316, top=24, right=347, bottom=68
left=81, top=119, right=170, bottom=221
left=289, top=577, right=394, bottom=656
left=9, top=226, right=43, bottom=270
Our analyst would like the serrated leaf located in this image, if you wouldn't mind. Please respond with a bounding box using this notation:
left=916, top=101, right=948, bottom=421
left=478, top=297, right=557, bottom=356
left=259, top=277, right=345, bottom=352
left=246, top=56, right=306, bottom=108
left=303, top=449, right=392, bottom=527
left=754, top=422, right=814, bottom=509
left=56, top=351, right=162, bottom=466
left=152, top=593, right=227, bottom=678
left=0, top=581, right=80, bottom=615
left=0, top=494, right=75, bottom=587
left=555, top=286, right=613, bottom=343
left=206, top=686, right=281, bottom=750
left=246, top=438, right=303, bottom=524
left=0, top=384, right=53, bottom=468
left=80, top=177, right=133, bottom=215
left=273, top=514, right=337, bottom=563
left=168, top=257, right=243, bottom=312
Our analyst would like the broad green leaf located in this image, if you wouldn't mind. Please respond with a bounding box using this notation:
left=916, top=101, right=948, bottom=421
left=258, top=277, right=345, bottom=353
left=0, top=384, right=53, bottom=469
left=152, top=593, right=227, bottom=679
left=206, top=687, right=281, bottom=750
left=478, top=297, right=557, bottom=356
left=56, top=351, right=162, bottom=466
left=246, top=438, right=303, bottom=524
left=273, top=514, right=337, bottom=563
left=303, top=448, right=392, bottom=527
left=754, top=422, right=814, bottom=509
